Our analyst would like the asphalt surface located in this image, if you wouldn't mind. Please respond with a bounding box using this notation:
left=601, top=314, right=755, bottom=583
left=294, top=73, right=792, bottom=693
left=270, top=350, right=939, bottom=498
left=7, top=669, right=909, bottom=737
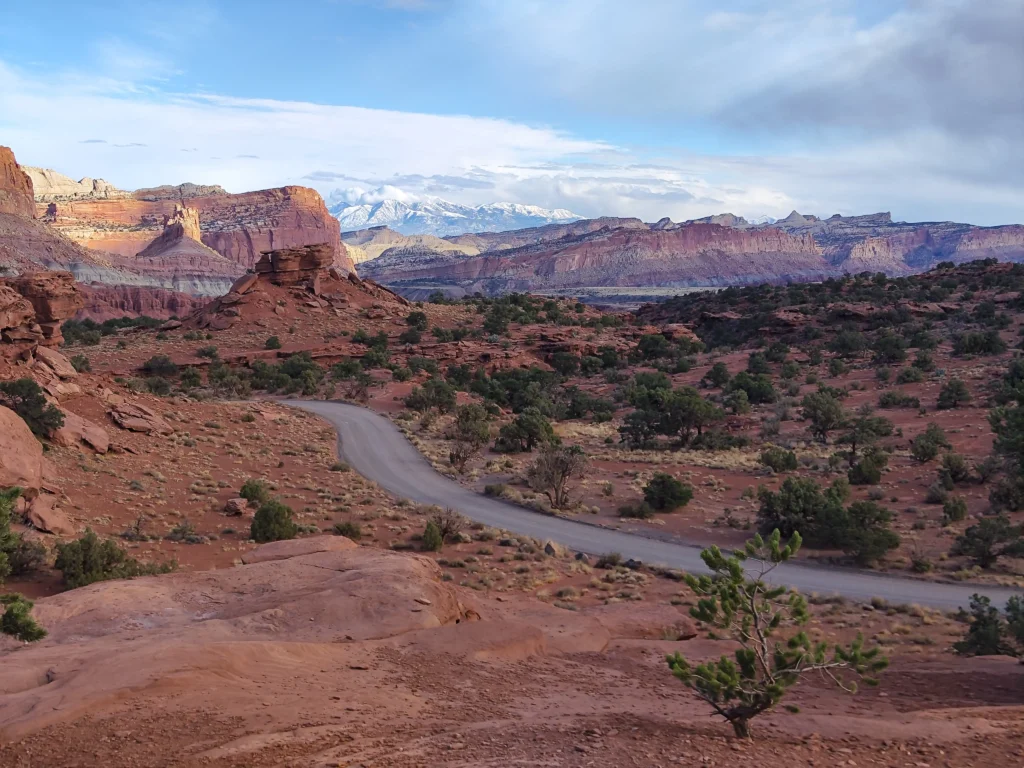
left=288, top=400, right=1020, bottom=612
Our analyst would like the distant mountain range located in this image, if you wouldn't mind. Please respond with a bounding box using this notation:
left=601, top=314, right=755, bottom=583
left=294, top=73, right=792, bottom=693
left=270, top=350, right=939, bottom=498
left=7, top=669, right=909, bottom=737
left=353, top=211, right=1024, bottom=298
left=329, top=197, right=582, bottom=237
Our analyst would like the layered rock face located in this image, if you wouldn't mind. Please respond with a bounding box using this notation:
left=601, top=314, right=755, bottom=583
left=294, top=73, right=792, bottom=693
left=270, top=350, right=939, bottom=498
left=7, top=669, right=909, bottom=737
left=0, top=271, right=82, bottom=353
left=133, top=182, right=228, bottom=201
left=0, top=146, right=36, bottom=218
left=253, top=243, right=335, bottom=286
left=363, top=221, right=830, bottom=294
left=22, top=166, right=128, bottom=202
left=42, top=185, right=354, bottom=274
left=75, top=283, right=205, bottom=321
left=361, top=211, right=1024, bottom=296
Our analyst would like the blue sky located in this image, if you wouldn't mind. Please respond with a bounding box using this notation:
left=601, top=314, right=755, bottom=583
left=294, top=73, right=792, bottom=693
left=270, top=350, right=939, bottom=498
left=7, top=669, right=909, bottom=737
left=1, top=0, right=1021, bottom=224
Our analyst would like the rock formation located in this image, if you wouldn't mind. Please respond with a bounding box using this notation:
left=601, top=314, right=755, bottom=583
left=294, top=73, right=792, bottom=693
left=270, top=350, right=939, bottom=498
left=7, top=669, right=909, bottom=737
left=75, top=283, right=205, bottom=321
left=42, top=185, right=355, bottom=274
left=0, top=404, right=43, bottom=497
left=188, top=244, right=406, bottom=332
left=132, top=182, right=228, bottom=201
left=253, top=243, right=335, bottom=286
left=0, top=272, right=83, bottom=351
left=0, top=147, right=35, bottom=219
left=360, top=212, right=1024, bottom=295
left=22, top=166, right=127, bottom=202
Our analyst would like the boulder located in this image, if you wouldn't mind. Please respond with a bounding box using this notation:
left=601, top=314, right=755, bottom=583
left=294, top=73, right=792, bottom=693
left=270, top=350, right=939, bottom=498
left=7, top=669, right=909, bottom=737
left=230, top=273, right=259, bottom=295
left=25, top=494, right=75, bottom=536
left=254, top=243, right=335, bottom=286
left=109, top=403, right=173, bottom=435
left=34, top=347, right=78, bottom=379
left=52, top=410, right=110, bottom=453
left=223, top=498, right=248, bottom=516
left=0, top=405, right=42, bottom=497
left=9, top=272, right=83, bottom=347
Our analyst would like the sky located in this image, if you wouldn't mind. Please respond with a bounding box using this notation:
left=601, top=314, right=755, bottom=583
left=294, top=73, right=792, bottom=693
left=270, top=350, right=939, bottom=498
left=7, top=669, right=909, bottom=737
left=0, top=0, right=1021, bottom=225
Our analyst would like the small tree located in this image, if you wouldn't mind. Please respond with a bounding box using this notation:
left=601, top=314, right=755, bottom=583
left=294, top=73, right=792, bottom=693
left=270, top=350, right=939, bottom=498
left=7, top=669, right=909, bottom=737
left=495, top=407, right=555, bottom=453
left=838, top=405, right=893, bottom=462
left=953, top=594, right=1024, bottom=658
left=702, top=362, right=731, bottom=389
left=527, top=445, right=587, bottom=508
left=937, top=378, right=971, bottom=410
left=951, top=515, right=1024, bottom=568
left=428, top=508, right=466, bottom=542
left=667, top=531, right=887, bottom=738
left=643, top=473, right=694, bottom=511
left=0, top=594, right=46, bottom=642
left=265, top=335, right=282, bottom=350
left=240, top=478, right=271, bottom=505
left=843, top=501, right=900, bottom=565
left=250, top=499, right=297, bottom=543
left=801, top=391, right=846, bottom=443
left=911, top=423, right=950, bottom=463
left=421, top=520, right=443, bottom=552
left=760, top=446, right=798, bottom=473
left=446, top=403, right=490, bottom=473
left=0, top=378, right=64, bottom=437
left=405, top=310, right=429, bottom=331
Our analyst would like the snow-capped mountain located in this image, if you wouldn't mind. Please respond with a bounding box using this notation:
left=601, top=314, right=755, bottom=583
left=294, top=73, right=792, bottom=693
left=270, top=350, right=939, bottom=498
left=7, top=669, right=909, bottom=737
left=330, top=197, right=582, bottom=237
left=749, top=215, right=778, bottom=226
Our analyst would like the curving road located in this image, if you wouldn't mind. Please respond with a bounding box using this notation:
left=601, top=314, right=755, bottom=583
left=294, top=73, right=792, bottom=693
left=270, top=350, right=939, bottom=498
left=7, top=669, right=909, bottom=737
left=288, top=400, right=1020, bottom=612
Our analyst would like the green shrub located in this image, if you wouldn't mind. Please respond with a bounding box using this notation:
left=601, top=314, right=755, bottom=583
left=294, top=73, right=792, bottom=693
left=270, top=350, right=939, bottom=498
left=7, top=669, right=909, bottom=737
left=911, top=423, right=950, bottom=462
left=180, top=367, right=202, bottom=389
left=142, top=355, right=178, bottom=377
left=265, top=335, right=282, bottom=350
left=702, top=362, right=731, bottom=388
left=0, top=378, right=64, bottom=437
left=942, top=495, right=968, bottom=524
left=405, top=310, right=429, bottom=331
left=937, top=378, right=971, bottom=409
left=196, top=345, right=218, bottom=359
left=0, top=594, right=46, bottom=642
left=399, top=327, right=422, bottom=345
left=760, top=446, right=798, bottom=473
left=878, top=390, right=920, bottom=409
left=250, top=499, right=297, bottom=543
left=54, top=529, right=174, bottom=589
left=239, top=478, right=271, bottom=505
left=643, top=473, right=694, bottom=511
left=848, top=447, right=888, bottom=486
left=422, top=521, right=443, bottom=552
left=619, top=503, right=655, bottom=519
left=895, top=367, right=924, bottom=384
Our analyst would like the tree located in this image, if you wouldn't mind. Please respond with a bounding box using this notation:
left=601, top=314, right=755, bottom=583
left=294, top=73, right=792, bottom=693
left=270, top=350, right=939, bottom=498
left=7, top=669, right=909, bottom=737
left=405, top=378, right=457, bottom=414
left=428, top=508, right=466, bottom=542
left=643, top=473, right=694, bottom=511
left=667, top=531, right=887, bottom=738
left=838, top=405, right=893, bottom=462
left=911, top=423, right=950, bottom=463
left=405, top=310, right=429, bottom=331
left=0, top=594, right=46, bottom=642
left=801, top=391, right=846, bottom=443
left=527, top=444, right=587, bottom=508
left=953, top=594, right=1024, bottom=658
left=250, top=499, right=298, bottom=543
left=446, top=404, right=490, bottom=473
left=937, top=378, right=972, bottom=409
left=421, top=520, right=443, bottom=551
left=757, top=477, right=849, bottom=546
left=727, top=372, right=777, bottom=405
left=495, top=407, right=555, bottom=453
left=951, top=515, right=1024, bottom=568
left=847, top=445, right=889, bottom=486
left=843, top=501, right=900, bottom=565
left=747, top=352, right=771, bottom=375
left=702, top=362, right=731, bottom=389
left=0, top=378, right=64, bottom=437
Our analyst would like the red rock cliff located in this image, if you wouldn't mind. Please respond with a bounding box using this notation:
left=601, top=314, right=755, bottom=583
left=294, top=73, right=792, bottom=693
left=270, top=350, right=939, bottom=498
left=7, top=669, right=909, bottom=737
left=42, top=185, right=354, bottom=273
left=0, top=146, right=36, bottom=218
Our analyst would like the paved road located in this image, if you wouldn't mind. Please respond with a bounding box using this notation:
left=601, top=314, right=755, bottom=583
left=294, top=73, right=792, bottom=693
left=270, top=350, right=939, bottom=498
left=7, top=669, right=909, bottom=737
left=288, top=400, right=1020, bottom=612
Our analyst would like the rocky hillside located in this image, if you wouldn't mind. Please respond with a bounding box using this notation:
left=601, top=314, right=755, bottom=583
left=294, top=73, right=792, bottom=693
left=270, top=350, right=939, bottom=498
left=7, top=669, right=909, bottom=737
left=357, top=211, right=1024, bottom=296
left=21, top=166, right=128, bottom=202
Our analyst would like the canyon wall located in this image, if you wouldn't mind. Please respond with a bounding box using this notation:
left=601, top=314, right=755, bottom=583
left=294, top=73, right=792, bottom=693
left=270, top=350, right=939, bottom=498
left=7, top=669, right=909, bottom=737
left=0, top=147, right=36, bottom=219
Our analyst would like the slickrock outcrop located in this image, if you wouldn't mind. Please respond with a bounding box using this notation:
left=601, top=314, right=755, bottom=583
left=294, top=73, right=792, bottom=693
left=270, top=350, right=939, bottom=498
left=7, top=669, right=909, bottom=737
left=52, top=409, right=109, bottom=454
left=0, top=404, right=43, bottom=497
left=25, top=494, right=75, bottom=536
left=0, top=146, right=35, bottom=218
left=108, top=402, right=173, bottom=435
left=22, top=166, right=127, bottom=202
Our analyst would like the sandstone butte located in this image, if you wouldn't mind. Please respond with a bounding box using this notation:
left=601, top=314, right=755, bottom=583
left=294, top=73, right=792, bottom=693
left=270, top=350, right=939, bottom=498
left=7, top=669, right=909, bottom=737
left=0, top=145, right=355, bottom=320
